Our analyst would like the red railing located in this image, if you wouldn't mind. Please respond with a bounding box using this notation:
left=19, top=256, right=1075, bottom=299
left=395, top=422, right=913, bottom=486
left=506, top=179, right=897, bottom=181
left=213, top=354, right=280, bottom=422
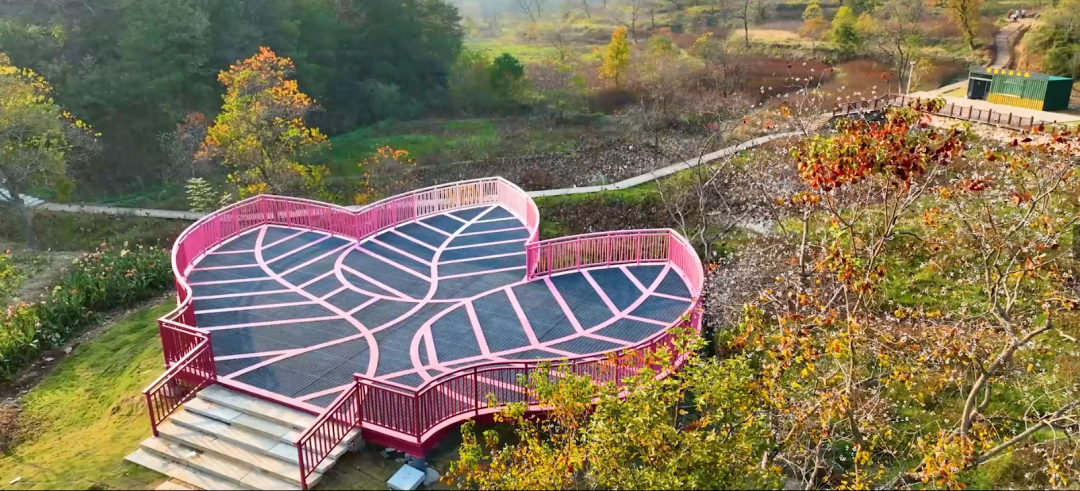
left=149, top=176, right=706, bottom=489
left=143, top=323, right=215, bottom=437
left=304, top=227, right=704, bottom=470
left=147, top=177, right=540, bottom=489
left=525, top=230, right=673, bottom=278
left=296, top=383, right=363, bottom=490
left=831, top=93, right=1048, bottom=131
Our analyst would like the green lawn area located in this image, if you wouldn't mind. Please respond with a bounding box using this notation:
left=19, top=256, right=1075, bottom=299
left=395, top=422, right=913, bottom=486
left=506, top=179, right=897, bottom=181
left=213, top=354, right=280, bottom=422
left=315, top=120, right=501, bottom=176
left=94, top=184, right=189, bottom=212
left=0, top=301, right=172, bottom=490
left=0, top=212, right=188, bottom=252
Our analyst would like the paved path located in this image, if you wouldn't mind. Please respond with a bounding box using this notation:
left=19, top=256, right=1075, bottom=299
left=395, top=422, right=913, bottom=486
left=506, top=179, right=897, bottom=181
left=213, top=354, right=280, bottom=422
left=527, top=131, right=801, bottom=198
left=22, top=131, right=801, bottom=220
left=36, top=202, right=204, bottom=220
left=932, top=95, right=1080, bottom=124
left=991, top=19, right=1034, bottom=69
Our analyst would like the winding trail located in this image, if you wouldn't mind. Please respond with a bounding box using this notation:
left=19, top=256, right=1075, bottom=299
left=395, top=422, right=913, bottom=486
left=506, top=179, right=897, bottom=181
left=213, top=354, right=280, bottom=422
left=19, top=131, right=800, bottom=218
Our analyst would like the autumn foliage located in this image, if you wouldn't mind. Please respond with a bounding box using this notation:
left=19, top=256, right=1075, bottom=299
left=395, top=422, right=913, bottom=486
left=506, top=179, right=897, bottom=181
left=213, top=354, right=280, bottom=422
left=353, top=146, right=418, bottom=206
left=198, top=47, right=330, bottom=199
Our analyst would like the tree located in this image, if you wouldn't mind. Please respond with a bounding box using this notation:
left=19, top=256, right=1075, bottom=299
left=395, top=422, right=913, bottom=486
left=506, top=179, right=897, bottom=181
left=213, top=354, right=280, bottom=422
left=198, top=47, right=329, bottom=199
left=600, top=27, right=631, bottom=89
left=0, top=0, right=465, bottom=192
left=515, top=0, right=547, bottom=21
left=0, top=53, right=97, bottom=249
left=447, top=329, right=782, bottom=489
left=543, top=24, right=572, bottom=62
left=354, top=147, right=417, bottom=205
left=831, top=5, right=863, bottom=56
left=729, top=0, right=761, bottom=47
left=1026, top=0, right=1080, bottom=77
left=799, top=2, right=829, bottom=54
left=867, top=0, right=926, bottom=92
left=931, top=0, right=983, bottom=50
left=489, top=53, right=528, bottom=101
left=621, top=0, right=651, bottom=45
left=159, top=112, right=210, bottom=184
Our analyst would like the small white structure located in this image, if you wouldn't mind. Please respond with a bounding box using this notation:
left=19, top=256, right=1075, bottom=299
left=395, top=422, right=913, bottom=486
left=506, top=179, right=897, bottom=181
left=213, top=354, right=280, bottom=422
left=387, top=464, right=425, bottom=491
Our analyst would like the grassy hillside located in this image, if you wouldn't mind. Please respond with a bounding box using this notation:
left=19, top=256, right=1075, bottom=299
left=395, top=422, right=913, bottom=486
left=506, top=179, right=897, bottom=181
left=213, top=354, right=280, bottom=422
left=0, top=301, right=172, bottom=490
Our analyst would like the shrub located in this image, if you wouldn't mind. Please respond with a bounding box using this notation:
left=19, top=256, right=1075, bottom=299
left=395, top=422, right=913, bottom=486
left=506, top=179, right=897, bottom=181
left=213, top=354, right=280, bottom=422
left=0, top=242, right=172, bottom=381
left=0, top=303, right=41, bottom=381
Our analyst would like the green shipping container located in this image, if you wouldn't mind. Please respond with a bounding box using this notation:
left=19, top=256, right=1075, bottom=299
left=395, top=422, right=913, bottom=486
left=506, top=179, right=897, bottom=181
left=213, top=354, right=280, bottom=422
left=967, top=66, right=1074, bottom=112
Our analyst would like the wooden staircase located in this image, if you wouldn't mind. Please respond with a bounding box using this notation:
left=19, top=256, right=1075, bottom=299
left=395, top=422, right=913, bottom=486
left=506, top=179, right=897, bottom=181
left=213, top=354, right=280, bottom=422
left=126, top=385, right=362, bottom=490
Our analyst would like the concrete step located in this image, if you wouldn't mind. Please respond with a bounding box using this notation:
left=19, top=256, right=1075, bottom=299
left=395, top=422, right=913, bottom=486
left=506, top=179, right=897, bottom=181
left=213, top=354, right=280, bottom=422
left=140, top=437, right=302, bottom=490
left=169, top=410, right=305, bottom=463
left=169, top=409, right=349, bottom=468
left=155, top=480, right=197, bottom=490
left=196, top=385, right=314, bottom=431
left=126, top=448, right=240, bottom=491
left=157, top=419, right=326, bottom=486
left=184, top=397, right=353, bottom=462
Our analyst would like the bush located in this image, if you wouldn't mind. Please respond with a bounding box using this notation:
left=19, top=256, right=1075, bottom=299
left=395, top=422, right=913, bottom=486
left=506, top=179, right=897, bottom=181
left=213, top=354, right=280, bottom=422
left=0, top=303, right=41, bottom=381
left=0, top=242, right=172, bottom=381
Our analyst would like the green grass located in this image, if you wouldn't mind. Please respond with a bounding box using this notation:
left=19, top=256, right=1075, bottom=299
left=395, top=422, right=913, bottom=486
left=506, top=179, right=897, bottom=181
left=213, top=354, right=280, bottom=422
left=95, top=184, right=189, bottom=212
left=0, top=251, right=44, bottom=304
left=312, top=118, right=592, bottom=180
left=0, top=301, right=172, bottom=490
left=0, top=212, right=188, bottom=252
left=316, top=120, right=501, bottom=176
left=466, top=39, right=604, bottom=65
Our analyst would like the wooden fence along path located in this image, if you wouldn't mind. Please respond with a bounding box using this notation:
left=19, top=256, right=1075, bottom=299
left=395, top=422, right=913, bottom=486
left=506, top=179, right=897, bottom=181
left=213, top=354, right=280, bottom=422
left=832, top=93, right=1058, bottom=131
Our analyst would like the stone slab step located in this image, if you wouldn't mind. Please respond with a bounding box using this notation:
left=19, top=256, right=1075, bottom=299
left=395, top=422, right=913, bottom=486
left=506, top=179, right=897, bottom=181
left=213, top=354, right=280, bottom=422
left=157, top=419, right=327, bottom=485
left=155, top=480, right=196, bottom=490
left=126, top=448, right=240, bottom=491
left=197, top=385, right=314, bottom=431
left=185, top=397, right=353, bottom=460
left=169, top=409, right=348, bottom=467
left=140, top=436, right=301, bottom=490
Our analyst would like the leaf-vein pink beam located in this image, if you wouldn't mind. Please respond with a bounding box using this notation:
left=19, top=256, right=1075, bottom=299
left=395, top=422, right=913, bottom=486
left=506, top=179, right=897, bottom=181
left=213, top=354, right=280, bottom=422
left=264, top=234, right=333, bottom=265
left=443, top=238, right=526, bottom=250
left=201, top=315, right=342, bottom=331
left=190, top=263, right=260, bottom=271
left=388, top=230, right=438, bottom=251
left=188, top=277, right=275, bottom=286
left=415, top=220, right=452, bottom=236
left=193, top=289, right=292, bottom=300
left=339, top=265, right=413, bottom=300
left=438, top=251, right=524, bottom=265
left=437, top=266, right=525, bottom=280
left=194, top=300, right=316, bottom=314
left=277, top=242, right=354, bottom=277
left=455, top=226, right=527, bottom=237
left=544, top=276, right=586, bottom=334
left=367, top=238, right=433, bottom=265
left=465, top=301, right=491, bottom=355
left=356, top=247, right=431, bottom=281
left=581, top=270, right=622, bottom=316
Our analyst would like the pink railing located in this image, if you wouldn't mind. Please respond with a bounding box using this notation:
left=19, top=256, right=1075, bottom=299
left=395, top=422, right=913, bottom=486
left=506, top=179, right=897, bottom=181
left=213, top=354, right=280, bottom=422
left=147, top=177, right=540, bottom=489
left=143, top=323, right=215, bottom=437
left=525, top=229, right=675, bottom=278
left=296, top=383, right=363, bottom=490
left=317, top=227, right=705, bottom=463
left=148, top=175, right=705, bottom=489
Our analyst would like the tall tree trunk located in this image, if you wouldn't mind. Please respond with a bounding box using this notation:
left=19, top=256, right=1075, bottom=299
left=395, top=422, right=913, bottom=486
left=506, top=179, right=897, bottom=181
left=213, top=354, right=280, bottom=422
left=744, top=18, right=750, bottom=47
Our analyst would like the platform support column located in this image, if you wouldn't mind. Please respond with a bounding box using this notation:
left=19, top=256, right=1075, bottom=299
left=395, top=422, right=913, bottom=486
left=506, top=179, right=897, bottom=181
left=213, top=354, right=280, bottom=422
left=409, top=455, right=427, bottom=472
